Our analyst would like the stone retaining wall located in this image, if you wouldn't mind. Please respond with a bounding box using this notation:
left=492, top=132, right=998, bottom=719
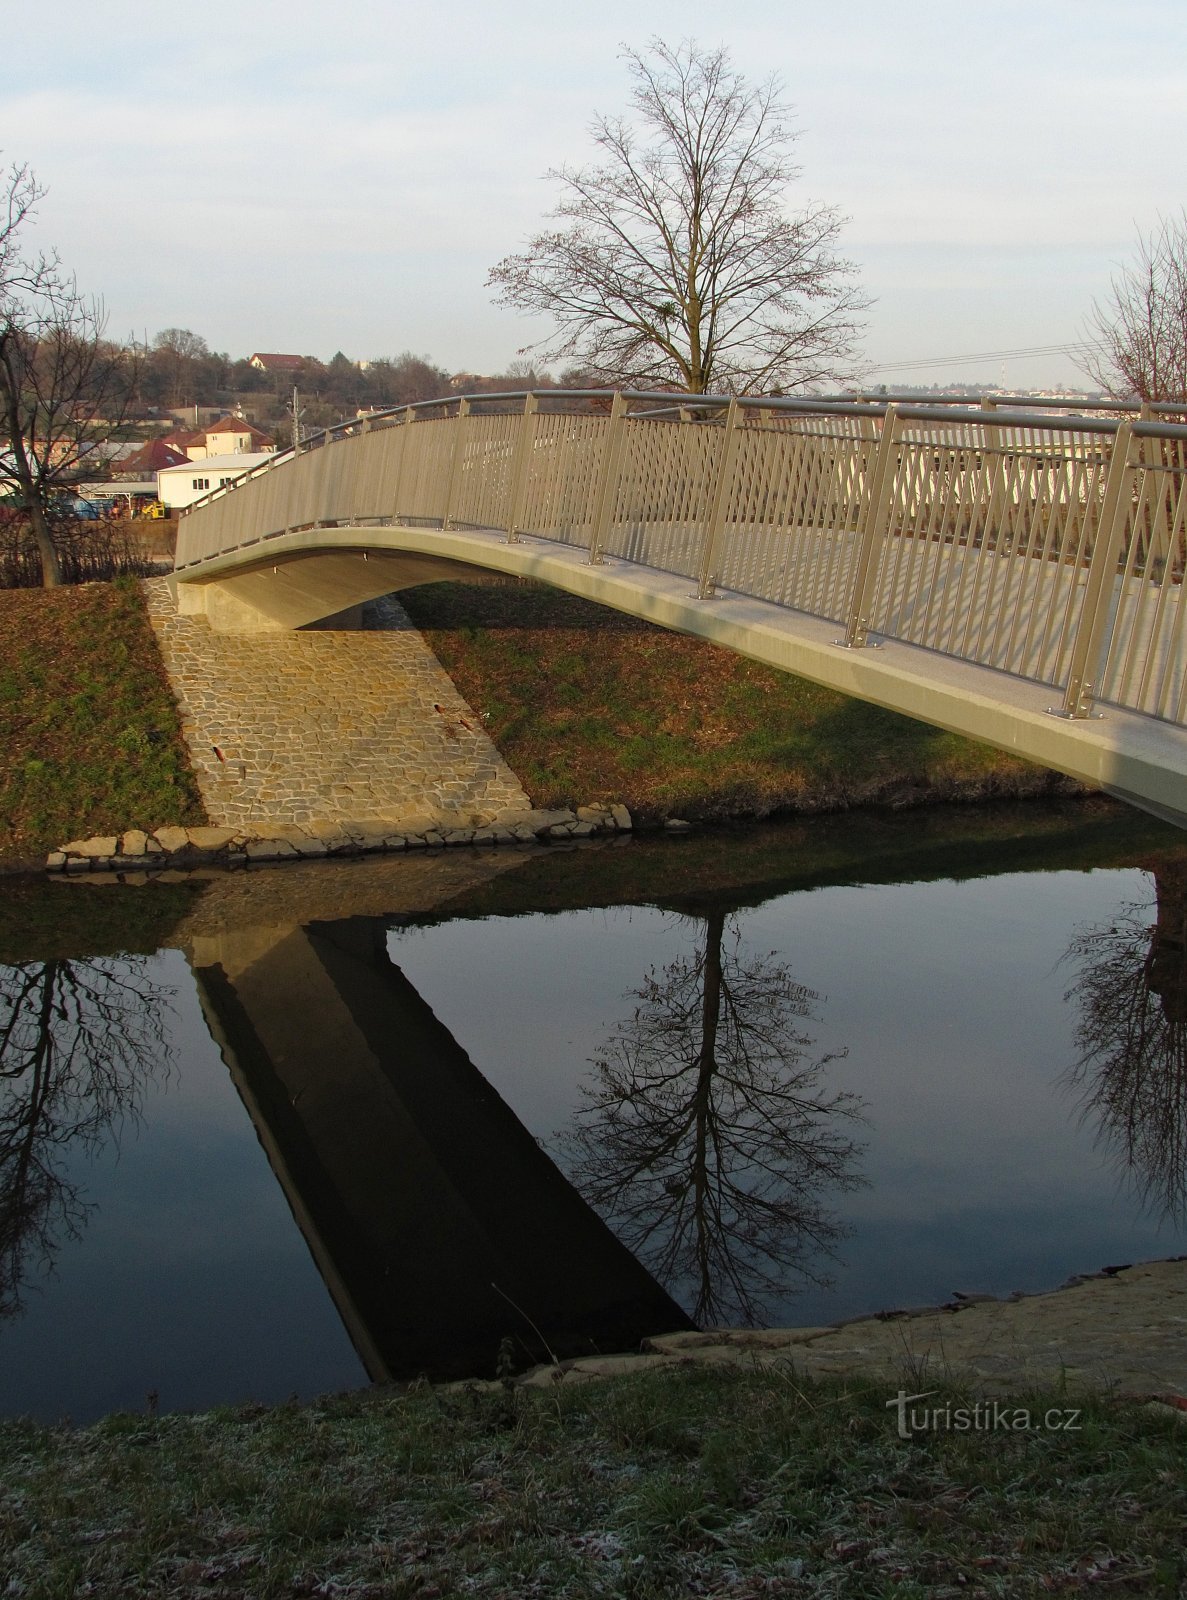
left=48, top=804, right=633, bottom=873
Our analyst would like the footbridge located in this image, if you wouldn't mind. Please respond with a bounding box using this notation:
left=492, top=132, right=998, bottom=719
left=173, top=389, right=1187, bottom=826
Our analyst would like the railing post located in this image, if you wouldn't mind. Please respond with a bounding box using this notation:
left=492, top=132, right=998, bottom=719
left=504, top=394, right=540, bottom=543
left=1057, top=419, right=1134, bottom=718
left=696, top=398, right=743, bottom=599
left=441, top=396, right=471, bottom=531
left=387, top=406, right=416, bottom=523
left=841, top=403, right=900, bottom=647
left=587, top=392, right=629, bottom=565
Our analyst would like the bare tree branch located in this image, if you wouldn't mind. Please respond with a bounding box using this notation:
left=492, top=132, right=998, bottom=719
left=1081, top=214, right=1187, bottom=402
left=1063, top=863, right=1187, bottom=1220
left=0, top=957, right=174, bottom=1318
left=556, top=911, right=865, bottom=1325
left=0, top=155, right=139, bottom=586
left=488, top=39, right=868, bottom=396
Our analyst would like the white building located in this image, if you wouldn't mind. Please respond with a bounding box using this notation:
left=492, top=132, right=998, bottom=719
left=157, top=452, right=273, bottom=511
left=183, top=412, right=276, bottom=461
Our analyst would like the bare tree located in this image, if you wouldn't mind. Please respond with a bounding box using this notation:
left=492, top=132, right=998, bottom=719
left=1062, top=864, right=1187, bottom=1220
left=145, top=327, right=221, bottom=410
left=0, top=956, right=174, bottom=1317
left=488, top=39, right=866, bottom=397
left=1081, top=214, right=1187, bottom=402
left=556, top=910, right=865, bottom=1324
left=0, top=158, right=137, bottom=586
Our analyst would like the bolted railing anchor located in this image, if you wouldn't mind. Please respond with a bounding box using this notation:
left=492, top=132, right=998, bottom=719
left=1046, top=680, right=1104, bottom=720
left=834, top=618, right=881, bottom=649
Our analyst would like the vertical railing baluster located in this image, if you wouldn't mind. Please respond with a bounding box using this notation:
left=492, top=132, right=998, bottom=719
left=387, top=405, right=415, bottom=523
left=696, top=398, right=742, bottom=598
left=842, top=403, right=900, bottom=647
left=441, top=396, right=471, bottom=530
left=1058, top=420, right=1134, bottom=717
left=587, top=392, right=629, bottom=565
left=504, top=394, right=540, bottom=543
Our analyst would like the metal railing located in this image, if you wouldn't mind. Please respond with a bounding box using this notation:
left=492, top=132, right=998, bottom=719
left=175, top=389, right=1187, bottom=725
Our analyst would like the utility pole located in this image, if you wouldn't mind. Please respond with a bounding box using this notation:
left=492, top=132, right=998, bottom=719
left=287, top=385, right=304, bottom=452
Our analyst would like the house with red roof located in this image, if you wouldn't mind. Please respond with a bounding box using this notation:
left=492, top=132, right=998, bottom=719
left=197, top=413, right=276, bottom=459
left=118, top=438, right=191, bottom=476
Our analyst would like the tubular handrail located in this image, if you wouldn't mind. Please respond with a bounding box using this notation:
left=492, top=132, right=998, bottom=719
left=182, top=386, right=1187, bottom=519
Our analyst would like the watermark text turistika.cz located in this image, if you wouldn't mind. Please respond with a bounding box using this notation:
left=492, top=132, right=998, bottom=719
left=887, top=1390, right=1082, bottom=1440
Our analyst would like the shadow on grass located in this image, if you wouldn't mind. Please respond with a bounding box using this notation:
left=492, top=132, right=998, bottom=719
left=401, top=580, right=661, bottom=635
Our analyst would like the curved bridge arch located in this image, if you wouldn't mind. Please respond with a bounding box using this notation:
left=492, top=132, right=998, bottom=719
left=173, top=390, right=1187, bottom=826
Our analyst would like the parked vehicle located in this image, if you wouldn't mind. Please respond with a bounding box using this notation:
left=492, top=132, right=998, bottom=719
left=62, top=497, right=104, bottom=520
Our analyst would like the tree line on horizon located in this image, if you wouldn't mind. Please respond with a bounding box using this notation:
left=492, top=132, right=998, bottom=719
left=134, top=334, right=568, bottom=432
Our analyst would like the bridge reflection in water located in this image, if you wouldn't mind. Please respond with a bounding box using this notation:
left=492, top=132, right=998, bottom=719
left=157, top=856, right=1187, bottom=1375
left=189, top=916, right=693, bottom=1381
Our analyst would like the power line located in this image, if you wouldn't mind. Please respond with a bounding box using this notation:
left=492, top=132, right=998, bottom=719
left=863, top=339, right=1107, bottom=375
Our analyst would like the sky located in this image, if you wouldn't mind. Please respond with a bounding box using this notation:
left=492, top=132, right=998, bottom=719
left=3, top=0, right=1186, bottom=393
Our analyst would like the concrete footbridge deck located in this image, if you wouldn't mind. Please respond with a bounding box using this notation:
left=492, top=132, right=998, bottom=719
left=172, top=389, right=1187, bottom=827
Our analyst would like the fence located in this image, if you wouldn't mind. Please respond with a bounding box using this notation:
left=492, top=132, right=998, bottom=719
left=175, top=390, right=1187, bottom=725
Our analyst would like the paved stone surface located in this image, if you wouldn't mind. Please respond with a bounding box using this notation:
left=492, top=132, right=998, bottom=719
left=143, top=579, right=531, bottom=830
left=508, top=1258, right=1187, bottom=1401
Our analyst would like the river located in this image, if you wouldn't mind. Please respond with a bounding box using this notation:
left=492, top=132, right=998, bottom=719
left=2, top=801, right=1186, bottom=1423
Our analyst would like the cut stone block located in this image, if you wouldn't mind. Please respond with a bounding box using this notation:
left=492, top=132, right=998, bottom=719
left=61, top=836, right=118, bottom=858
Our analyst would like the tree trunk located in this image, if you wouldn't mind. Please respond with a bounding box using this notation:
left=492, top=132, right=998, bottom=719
left=26, top=500, right=61, bottom=588
left=0, top=335, right=62, bottom=587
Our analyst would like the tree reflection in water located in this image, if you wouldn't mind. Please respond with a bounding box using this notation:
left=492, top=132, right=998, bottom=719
left=0, top=957, right=173, bottom=1317
left=1064, top=862, right=1187, bottom=1220
left=557, top=910, right=865, bottom=1326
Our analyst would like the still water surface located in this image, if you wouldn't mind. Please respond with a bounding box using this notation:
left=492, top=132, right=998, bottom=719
left=2, top=807, right=1186, bottom=1422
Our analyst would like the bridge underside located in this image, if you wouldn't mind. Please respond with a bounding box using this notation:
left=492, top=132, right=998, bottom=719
left=172, top=523, right=1187, bottom=828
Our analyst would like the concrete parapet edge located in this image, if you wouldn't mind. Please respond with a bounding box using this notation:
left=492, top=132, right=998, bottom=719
left=177, top=525, right=1187, bottom=826
left=45, top=805, right=634, bottom=874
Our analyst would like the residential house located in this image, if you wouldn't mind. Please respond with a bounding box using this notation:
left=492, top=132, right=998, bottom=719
left=248, top=352, right=305, bottom=375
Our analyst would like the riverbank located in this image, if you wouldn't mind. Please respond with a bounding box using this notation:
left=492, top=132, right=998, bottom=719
left=0, top=579, right=1092, bottom=875
left=402, top=581, right=1087, bottom=823
left=0, top=581, right=205, bottom=871
left=4, top=1318, right=1184, bottom=1597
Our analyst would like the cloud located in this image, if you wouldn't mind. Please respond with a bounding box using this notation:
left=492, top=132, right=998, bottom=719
left=3, top=0, right=1186, bottom=379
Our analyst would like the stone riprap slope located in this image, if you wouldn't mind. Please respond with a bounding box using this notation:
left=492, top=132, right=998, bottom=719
left=143, top=580, right=531, bottom=830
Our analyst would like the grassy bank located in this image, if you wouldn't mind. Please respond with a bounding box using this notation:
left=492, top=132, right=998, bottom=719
left=0, top=577, right=1091, bottom=874
left=4, top=1367, right=1184, bottom=1597
left=401, top=583, right=1083, bottom=823
left=0, top=580, right=205, bottom=869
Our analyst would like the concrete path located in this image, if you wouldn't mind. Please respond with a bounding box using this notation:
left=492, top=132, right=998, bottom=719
left=144, top=579, right=531, bottom=831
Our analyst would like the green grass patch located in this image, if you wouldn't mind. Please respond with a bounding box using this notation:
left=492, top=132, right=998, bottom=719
left=402, top=583, right=1083, bottom=822
left=2, top=1367, right=1184, bottom=1596
left=0, top=580, right=205, bottom=868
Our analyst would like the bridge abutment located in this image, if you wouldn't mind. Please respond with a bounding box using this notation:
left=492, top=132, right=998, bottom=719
left=144, top=578, right=533, bottom=831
